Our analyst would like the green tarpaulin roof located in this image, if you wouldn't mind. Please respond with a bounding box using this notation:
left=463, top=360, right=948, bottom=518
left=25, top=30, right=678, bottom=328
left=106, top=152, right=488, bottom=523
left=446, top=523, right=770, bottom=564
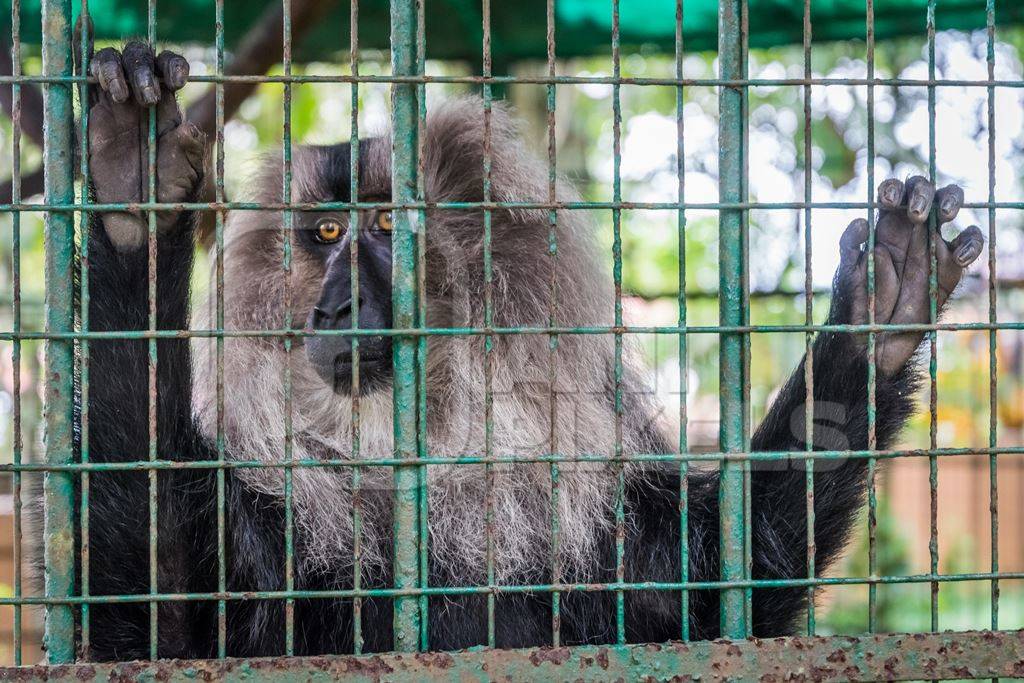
left=3, top=0, right=1022, bottom=63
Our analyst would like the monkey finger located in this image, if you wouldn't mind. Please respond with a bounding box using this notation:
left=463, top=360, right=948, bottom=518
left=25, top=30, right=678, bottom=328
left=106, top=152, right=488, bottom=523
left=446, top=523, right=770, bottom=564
left=156, top=51, right=189, bottom=92
left=177, top=122, right=208, bottom=173
left=877, top=178, right=905, bottom=211
left=904, top=175, right=935, bottom=224
left=949, top=225, right=984, bottom=268
left=934, top=184, right=964, bottom=225
left=839, top=217, right=869, bottom=269
left=872, top=245, right=900, bottom=323
left=90, top=47, right=129, bottom=103
left=121, top=41, right=160, bottom=106
left=101, top=212, right=147, bottom=252
left=155, top=88, right=184, bottom=137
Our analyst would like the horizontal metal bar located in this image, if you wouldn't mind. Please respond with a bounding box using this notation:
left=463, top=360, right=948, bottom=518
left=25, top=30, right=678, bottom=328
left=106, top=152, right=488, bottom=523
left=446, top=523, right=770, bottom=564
left=1, top=200, right=1021, bottom=211
left=2, top=629, right=1022, bottom=681
left=4, top=444, right=1020, bottom=473
left=3, top=73, right=1024, bottom=88
left=4, top=570, right=1024, bottom=606
left=0, top=320, right=1018, bottom=341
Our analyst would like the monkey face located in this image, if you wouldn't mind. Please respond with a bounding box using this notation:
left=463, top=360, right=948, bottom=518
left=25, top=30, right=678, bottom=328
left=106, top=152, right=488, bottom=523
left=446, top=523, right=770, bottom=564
left=302, top=208, right=395, bottom=395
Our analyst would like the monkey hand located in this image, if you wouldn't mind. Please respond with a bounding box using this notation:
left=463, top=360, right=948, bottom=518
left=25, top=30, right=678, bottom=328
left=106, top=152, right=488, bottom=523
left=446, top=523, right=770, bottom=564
left=831, top=176, right=984, bottom=377
left=83, top=41, right=206, bottom=251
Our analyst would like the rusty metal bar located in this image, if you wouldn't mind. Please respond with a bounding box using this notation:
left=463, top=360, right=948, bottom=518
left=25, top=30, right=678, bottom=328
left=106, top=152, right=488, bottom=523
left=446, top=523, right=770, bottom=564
left=865, top=0, right=879, bottom=634
left=481, top=0, right=496, bottom=649
left=716, top=0, right=748, bottom=639
left=40, top=0, right=77, bottom=664
left=9, top=0, right=23, bottom=666
left=13, top=72, right=1024, bottom=88
left=674, top=0, right=689, bottom=643
left=985, top=0, right=1000, bottom=639
left=144, top=0, right=160, bottom=659
left=76, top=0, right=91, bottom=657
left=1, top=198, right=1021, bottom=212
left=3, top=443, right=1024, bottom=474
left=926, top=0, right=940, bottom=639
left=389, top=0, right=422, bottom=651
left=544, top=0, right=562, bottom=648
left=801, top=0, right=816, bottom=637
left=413, top=0, right=428, bottom=654
left=280, top=0, right=297, bottom=656
left=4, top=629, right=1023, bottom=681
left=9, top=0, right=24, bottom=665
left=610, top=0, right=627, bottom=645
left=348, top=0, right=364, bottom=656
left=214, top=0, right=228, bottom=659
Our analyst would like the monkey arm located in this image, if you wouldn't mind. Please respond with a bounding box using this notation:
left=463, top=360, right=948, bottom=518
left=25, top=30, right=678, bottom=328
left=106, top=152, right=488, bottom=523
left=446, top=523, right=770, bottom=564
left=83, top=40, right=206, bottom=463
left=621, top=176, right=982, bottom=643
left=84, top=206, right=221, bottom=661
left=80, top=42, right=218, bottom=661
left=86, top=213, right=203, bottom=460
left=739, top=175, right=982, bottom=635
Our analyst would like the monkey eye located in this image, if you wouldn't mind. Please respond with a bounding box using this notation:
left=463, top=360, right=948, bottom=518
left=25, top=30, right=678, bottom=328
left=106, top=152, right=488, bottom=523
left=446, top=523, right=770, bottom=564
left=314, top=218, right=344, bottom=243
left=375, top=211, right=393, bottom=232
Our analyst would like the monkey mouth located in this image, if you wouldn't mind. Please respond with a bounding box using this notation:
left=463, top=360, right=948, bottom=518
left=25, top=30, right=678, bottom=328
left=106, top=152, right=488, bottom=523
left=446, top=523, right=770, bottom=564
left=329, top=348, right=393, bottom=395
left=305, top=335, right=392, bottom=395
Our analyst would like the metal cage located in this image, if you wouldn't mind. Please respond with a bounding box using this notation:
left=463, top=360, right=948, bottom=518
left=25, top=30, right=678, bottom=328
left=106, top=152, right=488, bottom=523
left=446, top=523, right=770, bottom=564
left=0, top=0, right=1020, bottom=679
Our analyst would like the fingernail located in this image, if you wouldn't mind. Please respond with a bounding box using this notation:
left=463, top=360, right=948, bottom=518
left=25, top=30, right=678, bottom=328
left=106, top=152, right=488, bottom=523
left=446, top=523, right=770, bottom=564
left=142, top=83, right=158, bottom=104
left=884, top=187, right=900, bottom=204
left=111, top=80, right=128, bottom=101
left=941, top=198, right=956, bottom=215
left=955, top=244, right=972, bottom=265
left=910, top=197, right=927, bottom=216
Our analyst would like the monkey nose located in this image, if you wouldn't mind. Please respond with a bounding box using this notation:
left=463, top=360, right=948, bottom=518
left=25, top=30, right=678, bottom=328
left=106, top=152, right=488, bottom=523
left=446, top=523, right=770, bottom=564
left=309, top=300, right=355, bottom=330
left=310, top=306, right=332, bottom=328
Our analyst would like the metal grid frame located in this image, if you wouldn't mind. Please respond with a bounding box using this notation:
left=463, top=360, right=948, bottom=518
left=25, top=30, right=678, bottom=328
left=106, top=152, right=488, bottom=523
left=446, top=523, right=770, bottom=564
left=0, top=0, right=1017, bottom=679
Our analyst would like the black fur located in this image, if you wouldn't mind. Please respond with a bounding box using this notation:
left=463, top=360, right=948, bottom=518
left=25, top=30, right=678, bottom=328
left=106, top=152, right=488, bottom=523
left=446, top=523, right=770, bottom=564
left=80, top=149, right=919, bottom=660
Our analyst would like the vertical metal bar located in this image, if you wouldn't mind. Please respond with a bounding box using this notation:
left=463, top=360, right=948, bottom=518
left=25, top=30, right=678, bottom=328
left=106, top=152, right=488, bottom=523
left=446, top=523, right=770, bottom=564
left=717, top=0, right=748, bottom=639
left=413, top=0, right=428, bottom=647
left=801, top=0, right=816, bottom=637
left=389, top=0, right=422, bottom=651
left=865, top=0, right=879, bottom=634
left=481, top=0, right=497, bottom=650
left=926, top=0, right=939, bottom=636
left=674, top=0, right=689, bottom=643
left=214, top=0, right=227, bottom=659
left=41, top=0, right=77, bottom=663
left=9, top=0, right=23, bottom=664
left=280, top=0, right=296, bottom=656
left=544, top=0, right=562, bottom=648
left=610, top=0, right=626, bottom=646
left=985, top=0, right=999, bottom=639
left=145, top=0, right=159, bottom=660
left=739, top=1, right=752, bottom=632
left=349, top=0, right=364, bottom=656
left=77, top=0, right=92, bottom=656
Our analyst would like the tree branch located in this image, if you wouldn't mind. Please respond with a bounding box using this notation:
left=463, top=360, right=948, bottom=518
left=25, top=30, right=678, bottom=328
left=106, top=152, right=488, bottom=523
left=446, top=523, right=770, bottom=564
left=186, top=0, right=334, bottom=136
left=0, top=38, right=46, bottom=202
left=0, top=0, right=335, bottom=206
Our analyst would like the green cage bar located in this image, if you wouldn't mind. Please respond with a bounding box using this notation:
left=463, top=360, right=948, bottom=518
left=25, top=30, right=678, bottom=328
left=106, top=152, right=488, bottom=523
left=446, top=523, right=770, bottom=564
left=3, top=0, right=1022, bottom=678
left=388, top=0, right=422, bottom=652
left=9, top=0, right=24, bottom=665
left=348, top=0, right=365, bottom=656
left=40, top=0, right=76, bottom=665
left=75, top=0, right=91, bottom=658
left=985, top=0, right=999, bottom=638
left=716, top=0, right=748, bottom=639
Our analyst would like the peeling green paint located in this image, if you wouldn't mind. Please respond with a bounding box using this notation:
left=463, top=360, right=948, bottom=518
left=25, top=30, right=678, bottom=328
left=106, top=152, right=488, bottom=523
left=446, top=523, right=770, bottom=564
left=40, top=0, right=76, bottom=665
